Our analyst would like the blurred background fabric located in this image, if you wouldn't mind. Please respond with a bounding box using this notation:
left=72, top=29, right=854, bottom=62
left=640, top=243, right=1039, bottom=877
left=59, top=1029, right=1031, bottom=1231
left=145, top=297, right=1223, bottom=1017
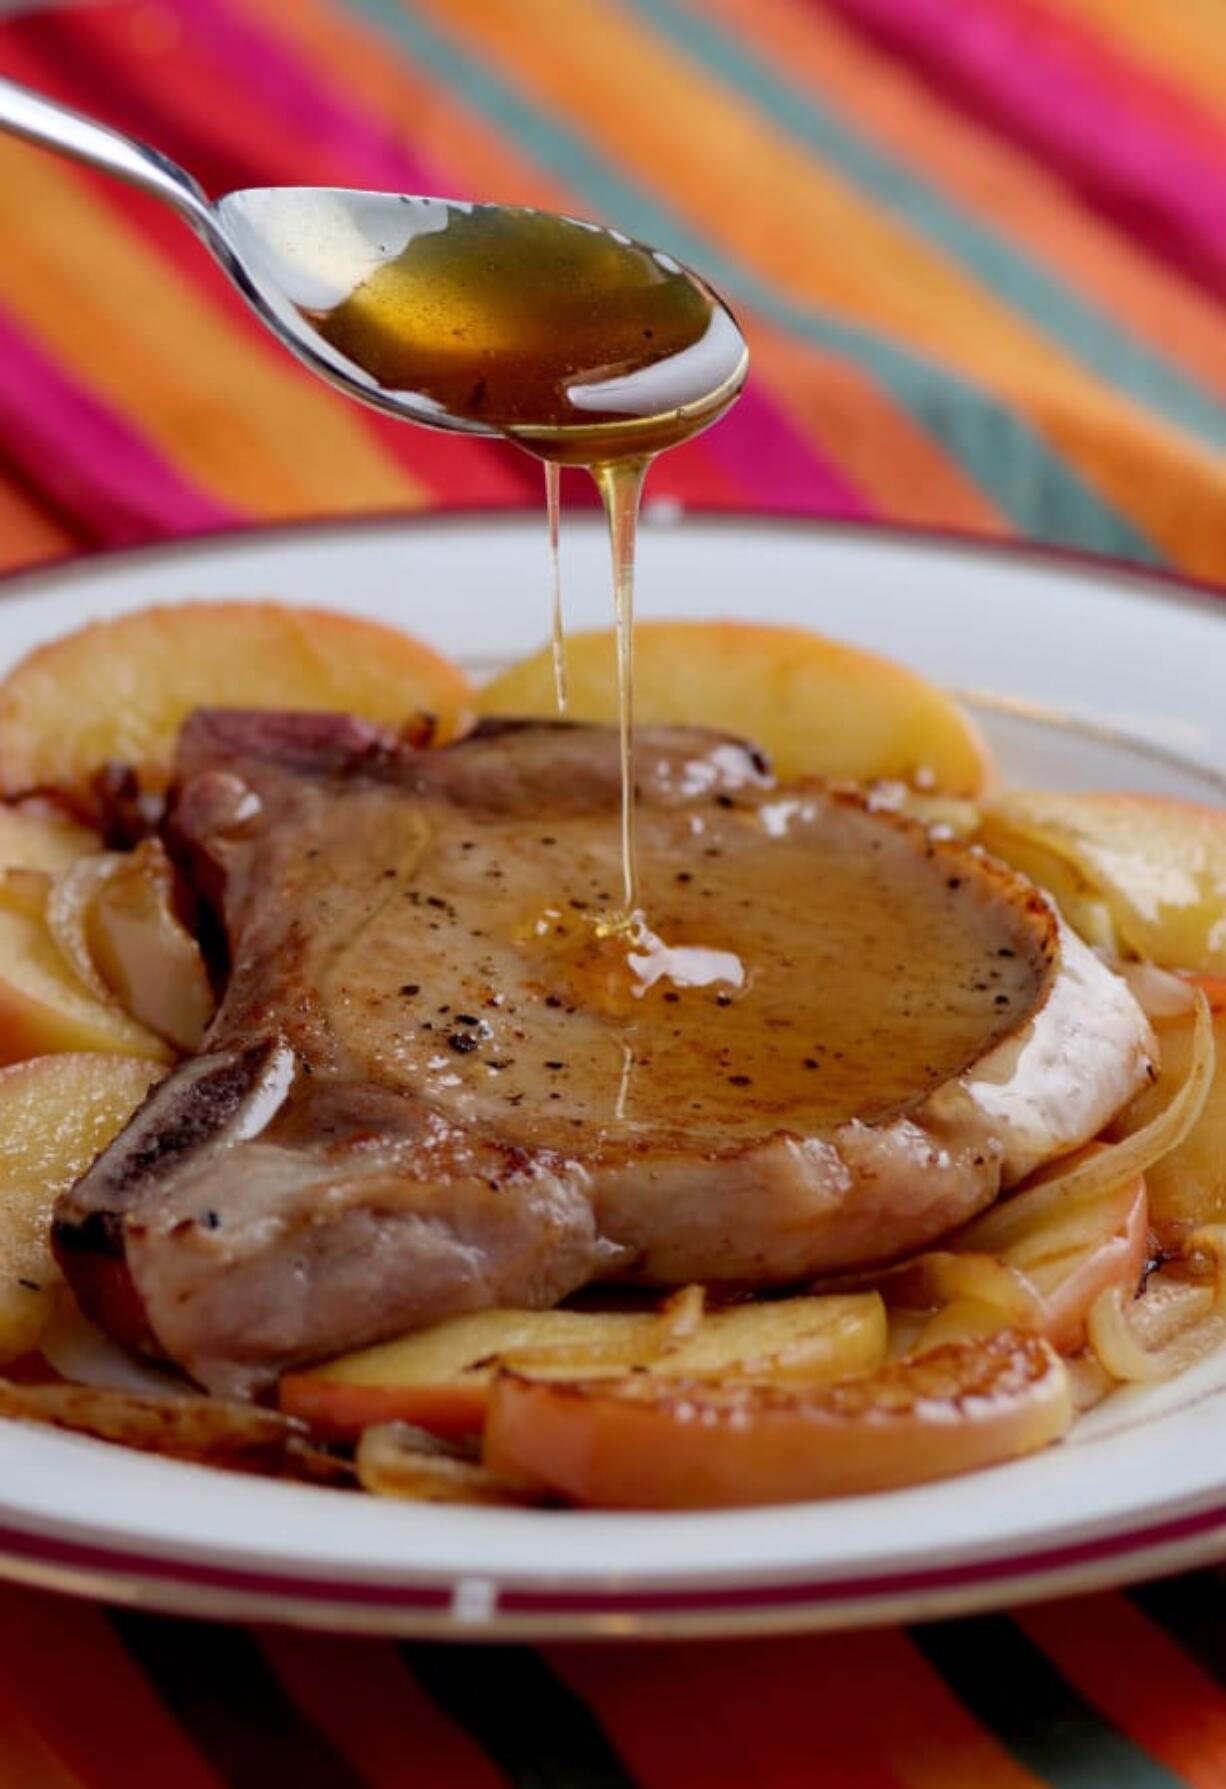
left=0, top=0, right=1224, bottom=580
left=0, top=4, right=1224, bottom=1787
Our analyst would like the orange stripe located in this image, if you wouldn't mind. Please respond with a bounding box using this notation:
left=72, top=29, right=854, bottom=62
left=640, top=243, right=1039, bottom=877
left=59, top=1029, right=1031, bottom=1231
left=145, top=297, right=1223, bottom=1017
left=551, top=1630, right=1044, bottom=1789
left=426, top=0, right=1226, bottom=576
left=1051, top=0, right=1226, bottom=124
left=0, top=139, right=423, bottom=521
left=260, top=1629, right=507, bottom=1789
left=0, top=476, right=77, bottom=572
left=0, top=1585, right=223, bottom=1789
left=1018, top=1593, right=1226, bottom=1789
left=252, top=0, right=1001, bottom=532
left=709, top=0, right=1226, bottom=399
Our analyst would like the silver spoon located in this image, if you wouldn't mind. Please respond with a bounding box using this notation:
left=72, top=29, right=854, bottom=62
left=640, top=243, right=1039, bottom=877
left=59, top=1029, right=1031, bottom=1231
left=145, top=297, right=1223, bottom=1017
left=0, top=76, right=747, bottom=447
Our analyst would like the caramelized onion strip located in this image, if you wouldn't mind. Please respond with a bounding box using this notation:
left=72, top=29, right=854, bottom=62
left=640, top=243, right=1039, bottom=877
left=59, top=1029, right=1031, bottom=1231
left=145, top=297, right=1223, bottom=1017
left=45, top=852, right=123, bottom=1003
left=956, top=992, right=1214, bottom=1258
left=356, top=1421, right=544, bottom=1504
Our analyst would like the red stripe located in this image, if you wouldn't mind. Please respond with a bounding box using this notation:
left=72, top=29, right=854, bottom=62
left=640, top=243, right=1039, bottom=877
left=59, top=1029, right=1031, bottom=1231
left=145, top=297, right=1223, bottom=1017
left=0, top=1585, right=224, bottom=1789
left=0, top=308, right=234, bottom=543
left=261, top=1631, right=507, bottom=1789
left=0, top=449, right=90, bottom=561
left=823, top=0, right=1226, bottom=301
left=694, top=373, right=873, bottom=517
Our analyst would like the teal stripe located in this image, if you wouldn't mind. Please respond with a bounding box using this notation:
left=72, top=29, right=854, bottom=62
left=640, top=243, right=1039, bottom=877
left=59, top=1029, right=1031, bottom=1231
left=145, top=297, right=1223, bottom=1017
left=350, top=0, right=1162, bottom=564
left=912, top=1616, right=1189, bottom=1789
left=634, top=0, right=1226, bottom=454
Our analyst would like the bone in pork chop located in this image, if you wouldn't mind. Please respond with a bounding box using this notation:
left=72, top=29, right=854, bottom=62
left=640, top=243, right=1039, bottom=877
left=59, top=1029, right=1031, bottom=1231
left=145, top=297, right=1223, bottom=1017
left=54, top=713, right=1154, bottom=1398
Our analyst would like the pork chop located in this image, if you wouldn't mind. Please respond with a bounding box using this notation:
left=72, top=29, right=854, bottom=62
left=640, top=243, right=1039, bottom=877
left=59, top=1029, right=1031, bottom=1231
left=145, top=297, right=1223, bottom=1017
left=54, top=713, right=1155, bottom=1397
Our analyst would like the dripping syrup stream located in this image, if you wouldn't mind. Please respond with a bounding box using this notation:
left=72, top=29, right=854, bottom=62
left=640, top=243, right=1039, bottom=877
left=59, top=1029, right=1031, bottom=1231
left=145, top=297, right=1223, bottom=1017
left=544, top=461, right=568, bottom=715
left=592, top=456, right=650, bottom=922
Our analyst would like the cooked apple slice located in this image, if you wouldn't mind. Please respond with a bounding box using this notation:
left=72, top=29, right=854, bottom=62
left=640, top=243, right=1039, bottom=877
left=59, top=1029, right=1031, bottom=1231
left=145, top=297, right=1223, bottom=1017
left=0, top=802, right=99, bottom=873
left=280, top=1293, right=885, bottom=1441
left=0, top=601, right=474, bottom=799
left=981, top=792, right=1226, bottom=975
left=0, top=1052, right=163, bottom=1359
left=0, top=901, right=169, bottom=1066
left=477, top=621, right=993, bottom=794
left=484, top=1330, right=1069, bottom=1508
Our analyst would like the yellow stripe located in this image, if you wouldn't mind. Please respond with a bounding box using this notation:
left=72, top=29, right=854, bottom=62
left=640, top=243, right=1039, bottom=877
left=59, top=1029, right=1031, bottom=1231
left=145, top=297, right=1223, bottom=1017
left=424, top=0, right=1226, bottom=575
left=0, top=141, right=422, bottom=518
left=1051, top=0, right=1226, bottom=122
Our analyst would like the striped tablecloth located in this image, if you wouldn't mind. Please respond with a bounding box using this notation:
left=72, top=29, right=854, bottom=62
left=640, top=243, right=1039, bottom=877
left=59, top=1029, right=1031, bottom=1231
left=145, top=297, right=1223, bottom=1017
left=0, top=2, right=1223, bottom=1784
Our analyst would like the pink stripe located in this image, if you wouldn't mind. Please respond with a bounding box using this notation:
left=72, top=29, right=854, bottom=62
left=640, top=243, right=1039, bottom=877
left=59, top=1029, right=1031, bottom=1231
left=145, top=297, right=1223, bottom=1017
left=0, top=310, right=235, bottom=545
left=699, top=383, right=873, bottom=518
left=168, top=0, right=456, bottom=193
left=824, top=0, right=1226, bottom=301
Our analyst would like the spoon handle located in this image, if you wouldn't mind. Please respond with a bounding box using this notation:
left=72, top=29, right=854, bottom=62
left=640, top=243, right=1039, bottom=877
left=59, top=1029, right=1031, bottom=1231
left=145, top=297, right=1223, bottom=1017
left=0, top=75, right=212, bottom=230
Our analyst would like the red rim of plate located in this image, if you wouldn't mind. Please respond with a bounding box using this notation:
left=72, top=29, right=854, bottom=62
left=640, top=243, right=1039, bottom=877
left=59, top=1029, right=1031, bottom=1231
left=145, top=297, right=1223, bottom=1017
left=0, top=1498, right=1221, bottom=1617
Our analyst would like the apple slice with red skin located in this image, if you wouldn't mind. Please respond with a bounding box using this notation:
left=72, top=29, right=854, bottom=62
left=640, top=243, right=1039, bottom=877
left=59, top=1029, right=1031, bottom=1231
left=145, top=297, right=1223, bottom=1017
left=478, top=621, right=993, bottom=795
left=0, top=600, right=473, bottom=802
left=279, top=1294, right=886, bottom=1443
left=483, top=1331, right=1070, bottom=1509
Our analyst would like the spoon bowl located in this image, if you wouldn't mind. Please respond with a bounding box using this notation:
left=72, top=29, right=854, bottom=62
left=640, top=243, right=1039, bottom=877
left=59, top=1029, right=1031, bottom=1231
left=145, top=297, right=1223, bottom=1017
left=219, top=187, right=749, bottom=458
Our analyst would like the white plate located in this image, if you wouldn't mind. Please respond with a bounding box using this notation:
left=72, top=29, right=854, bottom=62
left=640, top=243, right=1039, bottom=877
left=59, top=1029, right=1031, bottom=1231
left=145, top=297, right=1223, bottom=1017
left=0, top=512, right=1222, bottom=1639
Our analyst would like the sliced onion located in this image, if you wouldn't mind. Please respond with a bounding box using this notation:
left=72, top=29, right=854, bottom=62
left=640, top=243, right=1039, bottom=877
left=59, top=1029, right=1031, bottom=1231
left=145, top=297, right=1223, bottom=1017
left=1116, top=961, right=1198, bottom=1021
left=1087, top=1278, right=1223, bottom=1383
left=657, top=1283, right=706, bottom=1349
left=357, top=1420, right=541, bottom=1504
left=89, top=840, right=214, bottom=1051
left=1065, top=1351, right=1115, bottom=1412
left=45, top=852, right=123, bottom=1002
left=955, top=991, right=1214, bottom=1257
left=46, top=841, right=214, bottom=1050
